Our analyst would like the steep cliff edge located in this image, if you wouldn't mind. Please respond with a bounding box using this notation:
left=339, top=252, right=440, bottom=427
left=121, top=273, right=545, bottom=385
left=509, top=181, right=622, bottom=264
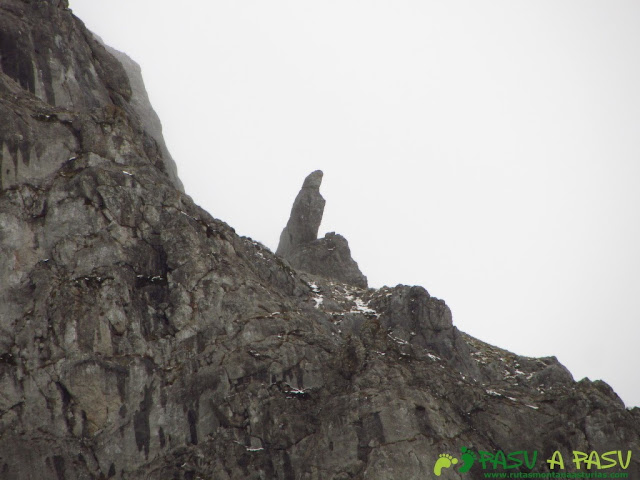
left=0, top=3, right=639, bottom=479
left=0, top=0, right=182, bottom=191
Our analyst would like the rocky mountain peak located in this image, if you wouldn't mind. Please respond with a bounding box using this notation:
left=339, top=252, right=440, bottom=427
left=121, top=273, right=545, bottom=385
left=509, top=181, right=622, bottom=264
left=0, top=3, right=638, bottom=479
left=277, top=170, right=368, bottom=288
left=301, top=168, right=324, bottom=189
left=276, top=169, right=326, bottom=255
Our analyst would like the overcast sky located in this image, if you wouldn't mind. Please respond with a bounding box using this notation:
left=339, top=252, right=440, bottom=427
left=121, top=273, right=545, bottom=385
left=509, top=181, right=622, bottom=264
left=71, top=1, right=640, bottom=407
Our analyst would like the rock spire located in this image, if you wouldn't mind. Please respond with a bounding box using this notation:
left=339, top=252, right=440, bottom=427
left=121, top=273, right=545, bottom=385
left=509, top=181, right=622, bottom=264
left=276, top=171, right=368, bottom=288
left=0, top=4, right=638, bottom=479
left=276, top=170, right=325, bottom=257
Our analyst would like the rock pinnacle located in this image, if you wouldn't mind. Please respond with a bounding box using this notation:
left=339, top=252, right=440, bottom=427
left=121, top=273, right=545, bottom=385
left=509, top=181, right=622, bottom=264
left=276, top=170, right=326, bottom=257
left=276, top=171, right=368, bottom=288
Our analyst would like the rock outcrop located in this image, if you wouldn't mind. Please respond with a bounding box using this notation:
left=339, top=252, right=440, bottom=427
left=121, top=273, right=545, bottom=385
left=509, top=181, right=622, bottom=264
left=0, top=3, right=639, bottom=479
left=0, top=0, right=181, bottom=192
left=277, top=170, right=368, bottom=288
left=277, top=170, right=326, bottom=256
left=95, top=36, right=183, bottom=192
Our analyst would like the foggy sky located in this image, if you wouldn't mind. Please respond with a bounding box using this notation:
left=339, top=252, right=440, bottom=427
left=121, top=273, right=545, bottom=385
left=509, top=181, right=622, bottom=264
left=71, top=0, right=640, bottom=407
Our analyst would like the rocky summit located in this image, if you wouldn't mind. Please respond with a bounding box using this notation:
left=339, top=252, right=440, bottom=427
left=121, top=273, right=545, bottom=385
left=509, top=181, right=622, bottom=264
left=277, top=170, right=368, bottom=289
left=0, top=2, right=639, bottom=479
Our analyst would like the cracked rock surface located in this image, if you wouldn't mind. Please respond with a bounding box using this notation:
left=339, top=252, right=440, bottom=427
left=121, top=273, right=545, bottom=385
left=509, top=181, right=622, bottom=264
left=0, top=2, right=639, bottom=479
left=0, top=0, right=181, bottom=191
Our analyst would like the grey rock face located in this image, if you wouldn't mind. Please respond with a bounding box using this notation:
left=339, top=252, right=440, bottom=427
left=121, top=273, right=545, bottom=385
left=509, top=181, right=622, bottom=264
left=95, top=35, right=184, bottom=192
left=368, top=285, right=480, bottom=376
left=277, top=171, right=368, bottom=288
left=0, top=0, right=182, bottom=191
left=276, top=170, right=326, bottom=256
left=288, top=232, right=368, bottom=288
left=0, top=3, right=639, bottom=479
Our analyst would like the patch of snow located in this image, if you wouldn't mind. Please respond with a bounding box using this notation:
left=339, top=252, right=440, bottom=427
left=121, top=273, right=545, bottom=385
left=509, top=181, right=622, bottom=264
left=246, top=447, right=264, bottom=452
left=285, top=385, right=308, bottom=396
left=351, top=297, right=378, bottom=316
left=472, top=352, right=488, bottom=365
left=307, top=281, right=324, bottom=309
left=179, top=210, right=197, bottom=221
left=507, top=396, right=517, bottom=402
left=485, top=389, right=502, bottom=397
left=122, top=170, right=133, bottom=176
left=387, top=333, right=408, bottom=345
left=526, top=404, right=539, bottom=410
left=427, top=353, right=441, bottom=361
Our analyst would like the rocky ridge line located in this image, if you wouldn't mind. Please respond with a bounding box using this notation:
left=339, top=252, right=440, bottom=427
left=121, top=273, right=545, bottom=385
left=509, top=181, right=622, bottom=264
left=0, top=2, right=638, bottom=479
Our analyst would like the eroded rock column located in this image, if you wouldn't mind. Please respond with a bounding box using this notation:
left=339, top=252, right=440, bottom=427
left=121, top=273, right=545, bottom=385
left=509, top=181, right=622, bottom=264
left=276, top=170, right=368, bottom=288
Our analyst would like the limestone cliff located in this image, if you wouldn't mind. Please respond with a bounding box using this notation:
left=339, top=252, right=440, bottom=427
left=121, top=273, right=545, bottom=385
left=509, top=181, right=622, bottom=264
left=0, top=0, right=181, bottom=191
left=0, top=2, right=638, bottom=479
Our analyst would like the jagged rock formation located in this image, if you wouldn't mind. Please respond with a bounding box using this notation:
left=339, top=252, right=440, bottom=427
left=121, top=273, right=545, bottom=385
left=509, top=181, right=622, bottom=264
left=277, top=170, right=368, bottom=288
left=0, top=3, right=639, bottom=479
left=0, top=0, right=181, bottom=191
left=95, top=35, right=183, bottom=192
left=277, top=170, right=326, bottom=254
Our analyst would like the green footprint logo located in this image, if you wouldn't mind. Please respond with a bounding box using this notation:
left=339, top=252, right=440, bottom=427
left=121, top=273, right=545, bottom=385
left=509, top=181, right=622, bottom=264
left=459, top=447, right=477, bottom=473
left=433, top=453, right=458, bottom=476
